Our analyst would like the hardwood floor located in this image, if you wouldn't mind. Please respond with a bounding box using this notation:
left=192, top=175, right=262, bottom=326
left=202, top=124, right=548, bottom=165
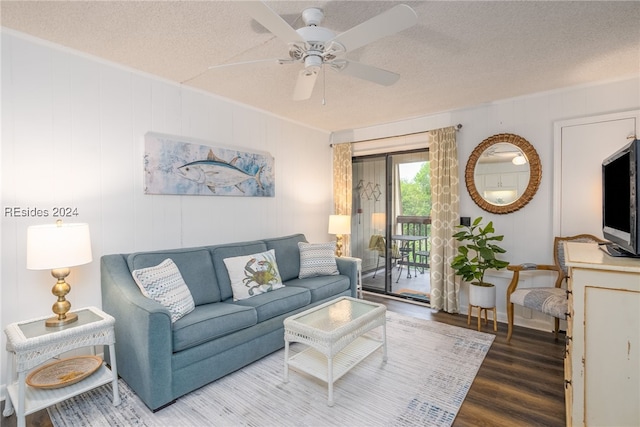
left=1, top=401, right=52, bottom=427
left=2, top=294, right=565, bottom=427
left=364, top=292, right=566, bottom=427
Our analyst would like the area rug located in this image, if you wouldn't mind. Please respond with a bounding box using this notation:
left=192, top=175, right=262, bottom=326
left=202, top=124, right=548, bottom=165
left=48, top=311, right=494, bottom=427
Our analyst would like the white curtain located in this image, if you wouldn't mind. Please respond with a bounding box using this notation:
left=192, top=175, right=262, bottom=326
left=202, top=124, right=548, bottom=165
left=429, top=126, right=460, bottom=313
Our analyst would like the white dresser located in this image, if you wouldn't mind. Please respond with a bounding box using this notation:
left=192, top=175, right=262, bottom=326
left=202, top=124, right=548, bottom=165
left=564, top=242, right=640, bottom=427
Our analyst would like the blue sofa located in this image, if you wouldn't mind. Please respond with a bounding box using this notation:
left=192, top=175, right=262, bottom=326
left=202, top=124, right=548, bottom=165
left=100, top=234, right=358, bottom=411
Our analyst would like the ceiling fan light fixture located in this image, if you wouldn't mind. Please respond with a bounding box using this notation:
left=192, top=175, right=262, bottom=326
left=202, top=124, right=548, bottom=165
left=304, top=54, right=322, bottom=72
left=512, top=153, right=527, bottom=165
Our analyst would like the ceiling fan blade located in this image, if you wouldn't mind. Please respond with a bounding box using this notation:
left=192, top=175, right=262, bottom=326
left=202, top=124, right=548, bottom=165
left=242, top=1, right=305, bottom=44
left=292, top=69, right=319, bottom=100
left=332, top=60, right=400, bottom=86
left=181, top=58, right=293, bottom=84
left=331, top=4, right=418, bottom=52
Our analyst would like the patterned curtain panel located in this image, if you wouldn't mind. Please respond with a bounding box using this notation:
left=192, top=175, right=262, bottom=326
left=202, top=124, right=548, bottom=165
left=332, top=143, right=353, bottom=256
left=429, top=127, right=460, bottom=313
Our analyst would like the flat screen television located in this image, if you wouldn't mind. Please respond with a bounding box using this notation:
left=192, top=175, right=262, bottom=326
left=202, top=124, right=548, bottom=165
left=601, top=138, right=640, bottom=257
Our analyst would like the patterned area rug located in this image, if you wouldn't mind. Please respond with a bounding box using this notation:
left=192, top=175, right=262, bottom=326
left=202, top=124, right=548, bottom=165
left=48, top=311, right=494, bottom=427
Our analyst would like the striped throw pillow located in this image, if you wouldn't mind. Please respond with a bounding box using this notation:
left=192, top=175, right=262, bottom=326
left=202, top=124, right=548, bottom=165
left=132, top=258, right=195, bottom=323
left=298, top=241, right=339, bottom=279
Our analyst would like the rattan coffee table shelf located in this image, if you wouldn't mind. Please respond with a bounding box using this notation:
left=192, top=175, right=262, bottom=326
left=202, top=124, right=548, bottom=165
left=283, top=296, right=387, bottom=406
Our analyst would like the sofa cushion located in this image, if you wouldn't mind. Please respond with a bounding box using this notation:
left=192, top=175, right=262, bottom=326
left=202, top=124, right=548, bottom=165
left=223, top=249, right=285, bottom=301
left=211, top=242, right=268, bottom=301
left=231, top=286, right=311, bottom=323
left=172, top=303, right=257, bottom=352
left=131, top=258, right=195, bottom=323
left=285, top=275, right=351, bottom=303
left=264, top=234, right=307, bottom=282
left=127, top=248, right=220, bottom=305
left=298, top=241, right=339, bottom=279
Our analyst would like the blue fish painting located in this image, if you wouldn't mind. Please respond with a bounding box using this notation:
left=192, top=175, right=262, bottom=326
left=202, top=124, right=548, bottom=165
left=144, top=133, right=275, bottom=196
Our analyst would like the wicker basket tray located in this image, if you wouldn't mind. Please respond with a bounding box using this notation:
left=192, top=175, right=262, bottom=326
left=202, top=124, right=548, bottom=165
left=26, top=355, right=103, bottom=389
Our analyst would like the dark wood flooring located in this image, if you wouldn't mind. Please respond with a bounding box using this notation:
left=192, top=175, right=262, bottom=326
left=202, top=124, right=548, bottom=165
left=365, top=292, right=566, bottom=427
left=2, top=293, right=565, bottom=427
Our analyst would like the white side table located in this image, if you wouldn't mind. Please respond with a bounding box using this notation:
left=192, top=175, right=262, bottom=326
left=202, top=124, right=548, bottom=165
left=3, top=306, right=120, bottom=427
left=341, top=256, right=362, bottom=298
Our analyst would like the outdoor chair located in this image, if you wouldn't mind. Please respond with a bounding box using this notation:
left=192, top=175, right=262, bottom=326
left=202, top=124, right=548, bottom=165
left=368, top=235, right=404, bottom=282
left=395, top=216, right=431, bottom=277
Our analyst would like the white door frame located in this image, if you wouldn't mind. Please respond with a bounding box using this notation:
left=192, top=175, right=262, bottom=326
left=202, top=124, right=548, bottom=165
left=553, top=110, right=640, bottom=236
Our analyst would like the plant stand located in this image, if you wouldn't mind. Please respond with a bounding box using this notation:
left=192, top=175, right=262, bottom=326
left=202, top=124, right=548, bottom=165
left=468, top=304, right=497, bottom=332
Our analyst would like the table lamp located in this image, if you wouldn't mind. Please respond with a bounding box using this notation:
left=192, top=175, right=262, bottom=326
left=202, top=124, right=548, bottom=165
left=328, top=214, right=351, bottom=257
left=372, top=212, right=386, bottom=234
left=27, top=220, right=92, bottom=327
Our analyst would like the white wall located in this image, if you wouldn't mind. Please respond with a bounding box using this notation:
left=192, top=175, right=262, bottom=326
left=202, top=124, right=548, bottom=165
left=0, top=31, right=333, bottom=391
left=334, top=75, right=640, bottom=330
left=2, top=28, right=639, bottom=396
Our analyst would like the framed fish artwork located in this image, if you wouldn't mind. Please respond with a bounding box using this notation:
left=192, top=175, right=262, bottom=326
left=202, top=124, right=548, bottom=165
left=144, top=132, right=275, bottom=197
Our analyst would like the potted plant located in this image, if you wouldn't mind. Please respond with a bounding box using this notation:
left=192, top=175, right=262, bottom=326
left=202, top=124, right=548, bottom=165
left=451, top=217, right=509, bottom=307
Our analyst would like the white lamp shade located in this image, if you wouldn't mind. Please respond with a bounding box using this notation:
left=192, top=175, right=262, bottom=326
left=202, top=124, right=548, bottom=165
left=372, top=212, right=386, bottom=230
left=27, top=222, right=92, bottom=270
left=328, top=215, right=351, bottom=235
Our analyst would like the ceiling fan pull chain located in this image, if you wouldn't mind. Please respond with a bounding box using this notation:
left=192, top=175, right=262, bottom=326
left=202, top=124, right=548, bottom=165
left=322, top=64, right=326, bottom=106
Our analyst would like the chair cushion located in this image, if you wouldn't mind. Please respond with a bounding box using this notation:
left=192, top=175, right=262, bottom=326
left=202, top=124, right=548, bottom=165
left=264, top=234, right=307, bottom=282
left=231, top=286, right=311, bottom=323
left=210, top=242, right=268, bottom=301
left=127, top=248, right=220, bottom=305
left=172, top=303, right=257, bottom=352
left=285, top=275, right=351, bottom=303
left=510, top=287, right=568, bottom=319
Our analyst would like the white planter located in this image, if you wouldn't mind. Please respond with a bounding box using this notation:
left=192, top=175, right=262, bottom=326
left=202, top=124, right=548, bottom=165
left=469, top=283, right=496, bottom=308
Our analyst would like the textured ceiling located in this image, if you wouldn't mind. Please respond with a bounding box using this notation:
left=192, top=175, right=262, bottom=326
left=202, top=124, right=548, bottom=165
left=2, top=1, right=639, bottom=132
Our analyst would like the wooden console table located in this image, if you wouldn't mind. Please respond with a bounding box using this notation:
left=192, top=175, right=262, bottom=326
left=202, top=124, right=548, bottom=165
left=564, top=242, right=639, bottom=426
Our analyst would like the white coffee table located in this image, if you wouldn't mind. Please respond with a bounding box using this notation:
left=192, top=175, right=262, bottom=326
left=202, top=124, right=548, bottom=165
left=283, top=296, right=387, bottom=406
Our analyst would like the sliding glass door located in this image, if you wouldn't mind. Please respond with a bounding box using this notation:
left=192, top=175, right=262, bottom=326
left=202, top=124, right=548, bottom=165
left=351, top=150, right=431, bottom=302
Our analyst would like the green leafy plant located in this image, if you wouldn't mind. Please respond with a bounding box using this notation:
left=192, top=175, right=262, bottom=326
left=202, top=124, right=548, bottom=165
left=451, top=217, right=509, bottom=286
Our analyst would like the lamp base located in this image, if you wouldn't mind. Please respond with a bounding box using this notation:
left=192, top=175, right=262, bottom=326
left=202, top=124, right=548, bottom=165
left=45, top=312, right=78, bottom=328
left=46, top=268, right=77, bottom=328
left=335, top=235, right=344, bottom=257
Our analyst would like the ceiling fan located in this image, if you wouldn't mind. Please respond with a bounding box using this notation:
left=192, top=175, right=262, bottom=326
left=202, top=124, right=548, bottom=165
left=190, top=1, right=418, bottom=101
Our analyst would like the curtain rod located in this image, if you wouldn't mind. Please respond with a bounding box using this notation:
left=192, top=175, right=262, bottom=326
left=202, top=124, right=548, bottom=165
left=330, top=123, right=462, bottom=147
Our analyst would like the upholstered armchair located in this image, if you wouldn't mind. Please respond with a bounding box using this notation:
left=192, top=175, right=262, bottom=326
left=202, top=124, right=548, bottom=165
left=506, top=234, right=605, bottom=342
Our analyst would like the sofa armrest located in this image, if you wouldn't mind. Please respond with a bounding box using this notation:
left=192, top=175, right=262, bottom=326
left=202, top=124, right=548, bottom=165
left=336, top=257, right=359, bottom=298
left=100, top=254, right=174, bottom=410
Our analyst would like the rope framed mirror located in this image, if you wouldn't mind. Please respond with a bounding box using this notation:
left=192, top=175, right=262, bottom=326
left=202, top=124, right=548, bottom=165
left=465, top=133, right=541, bottom=214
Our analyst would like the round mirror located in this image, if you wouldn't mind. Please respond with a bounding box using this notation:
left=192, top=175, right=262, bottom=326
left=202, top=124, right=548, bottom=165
left=465, top=133, right=541, bottom=214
